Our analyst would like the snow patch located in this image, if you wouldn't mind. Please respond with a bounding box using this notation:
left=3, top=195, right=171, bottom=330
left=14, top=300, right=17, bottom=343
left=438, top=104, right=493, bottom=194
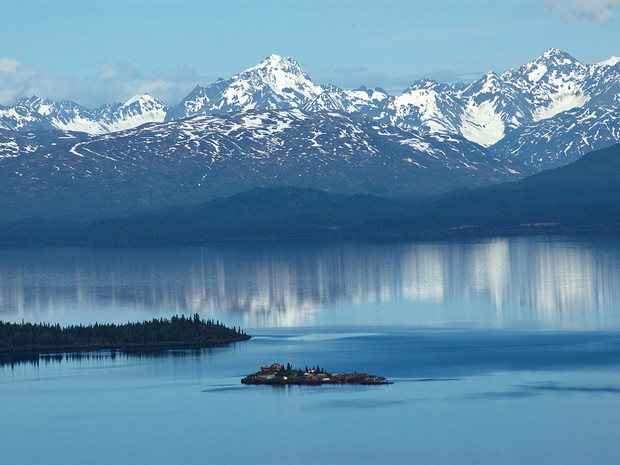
left=391, top=89, right=442, bottom=122
left=51, top=117, right=106, bottom=135
left=241, top=114, right=266, bottom=129
left=460, top=100, right=505, bottom=147
left=533, top=90, right=589, bottom=121
left=403, top=157, right=426, bottom=168
left=597, top=56, right=620, bottom=68
left=528, top=64, right=547, bottom=82
left=399, top=138, right=432, bottom=153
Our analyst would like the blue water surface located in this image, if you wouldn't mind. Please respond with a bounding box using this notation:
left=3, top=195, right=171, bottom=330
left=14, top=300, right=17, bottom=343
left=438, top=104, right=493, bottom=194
left=2, top=236, right=620, bottom=464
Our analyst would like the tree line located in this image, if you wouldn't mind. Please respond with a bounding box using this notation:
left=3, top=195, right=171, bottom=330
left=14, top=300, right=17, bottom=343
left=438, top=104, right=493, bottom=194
left=0, top=314, right=249, bottom=353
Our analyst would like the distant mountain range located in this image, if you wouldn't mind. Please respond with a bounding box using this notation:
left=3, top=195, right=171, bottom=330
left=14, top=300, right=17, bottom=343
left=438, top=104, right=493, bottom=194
left=0, top=94, right=166, bottom=134
left=1, top=48, right=619, bottom=170
left=1, top=48, right=619, bottom=224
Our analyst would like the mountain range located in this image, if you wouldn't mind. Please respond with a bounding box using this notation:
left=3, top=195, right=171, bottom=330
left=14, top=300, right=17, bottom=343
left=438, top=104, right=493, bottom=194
left=0, top=94, right=166, bottom=135
left=1, top=48, right=619, bottom=170
left=1, top=48, right=619, bottom=224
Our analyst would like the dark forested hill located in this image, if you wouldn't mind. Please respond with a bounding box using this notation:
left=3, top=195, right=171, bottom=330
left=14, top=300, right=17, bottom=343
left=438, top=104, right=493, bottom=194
left=1, top=142, right=619, bottom=243
left=416, top=141, right=620, bottom=233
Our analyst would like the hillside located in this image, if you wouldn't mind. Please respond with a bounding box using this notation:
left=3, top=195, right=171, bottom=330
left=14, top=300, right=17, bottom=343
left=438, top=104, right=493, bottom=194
left=1, top=141, right=619, bottom=243
left=368, top=142, right=620, bottom=236
left=0, top=110, right=524, bottom=222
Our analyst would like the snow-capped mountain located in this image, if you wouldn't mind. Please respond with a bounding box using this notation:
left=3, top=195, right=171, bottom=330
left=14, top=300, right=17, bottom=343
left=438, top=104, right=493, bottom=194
left=92, top=94, right=168, bottom=133
left=502, top=48, right=591, bottom=122
left=1, top=49, right=619, bottom=171
left=163, top=49, right=620, bottom=167
left=0, top=110, right=527, bottom=221
left=165, top=54, right=323, bottom=120
left=0, top=94, right=168, bottom=135
left=0, top=96, right=96, bottom=133
left=386, top=79, right=463, bottom=135
left=492, top=104, right=620, bottom=169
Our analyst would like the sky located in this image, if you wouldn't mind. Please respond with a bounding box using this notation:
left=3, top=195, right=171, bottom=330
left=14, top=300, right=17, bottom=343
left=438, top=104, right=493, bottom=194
left=1, top=0, right=619, bottom=108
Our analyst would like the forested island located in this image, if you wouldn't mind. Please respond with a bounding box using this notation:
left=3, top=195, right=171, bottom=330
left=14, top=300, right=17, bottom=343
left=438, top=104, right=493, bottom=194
left=0, top=314, right=250, bottom=361
left=242, top=363, right=391, bottom=386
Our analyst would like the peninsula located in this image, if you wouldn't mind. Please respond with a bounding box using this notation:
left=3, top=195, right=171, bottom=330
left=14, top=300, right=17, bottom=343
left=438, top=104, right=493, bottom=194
left=241, top=363, right=391, bottom=386
left=0, top=314, right=250, bottom=359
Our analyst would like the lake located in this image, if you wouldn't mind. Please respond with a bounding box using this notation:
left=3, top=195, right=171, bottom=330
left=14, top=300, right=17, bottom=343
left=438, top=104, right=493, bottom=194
left=2, top=236, right=620, bottom=464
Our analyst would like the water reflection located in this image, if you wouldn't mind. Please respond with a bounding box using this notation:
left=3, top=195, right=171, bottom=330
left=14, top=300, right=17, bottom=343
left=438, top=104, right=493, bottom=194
left=1, top=237, right=620, bottom=328
left=0, top=348, right=210, bottom=368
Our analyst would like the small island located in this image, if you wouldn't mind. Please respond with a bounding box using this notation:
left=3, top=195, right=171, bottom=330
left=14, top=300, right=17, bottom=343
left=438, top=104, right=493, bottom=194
left=0, top=314, right=250, bottom=361
left=241, top=363, right=391, bottom=386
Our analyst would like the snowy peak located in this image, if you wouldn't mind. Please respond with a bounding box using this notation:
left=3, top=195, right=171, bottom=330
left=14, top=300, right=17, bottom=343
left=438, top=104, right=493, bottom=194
left=404, top=78, right=451, bottom=93
left=2, top=48, right=620, bottom=170
left=164, top=80, right=230, bottom=121
left=14, top=95, right=47, bottom=110
left=0, top=95, right=100, bottom=133
left=462, top=71, right=505, bottom=97
left=389, top=82, right=462, bottom=135
left=224, top=54, right=322, bottom=109
left=302, top=83, right=390, bottom=114
left=597, top=56, right=620, bottom=68
left=245, top=54, right=304, bottom=76
left=14, top=95, right=86, bottom=115
left=539, top=47, right=579, bottom=66
left=166, top=85, right=210, bottom=121
left=492, top=49, right=595, bottom=125
left=121, top=93, right=162, bottom=108
left=96, top=93, right=167, bottom=132
left=162, top=47, right=618, bottom=154
left=117, top=93, right=168, bottom=121
left=505, top=48, right=585, bottom=84
left=165, top=54, right=323, bottom=117
left=302, top=86, right=358, bottom=112
left=505, top=48, right=582, bottom=85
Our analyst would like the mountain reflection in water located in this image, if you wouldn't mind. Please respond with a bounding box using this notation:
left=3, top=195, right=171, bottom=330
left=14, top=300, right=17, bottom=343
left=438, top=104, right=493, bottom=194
left=1, top=237, right=620, bottom=328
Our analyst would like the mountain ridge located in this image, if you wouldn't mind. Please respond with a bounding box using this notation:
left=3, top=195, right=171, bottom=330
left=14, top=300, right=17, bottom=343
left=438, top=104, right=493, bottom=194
left=2, top=49, right=619, bottom=170
left=0, top=109, right=528, bottom=222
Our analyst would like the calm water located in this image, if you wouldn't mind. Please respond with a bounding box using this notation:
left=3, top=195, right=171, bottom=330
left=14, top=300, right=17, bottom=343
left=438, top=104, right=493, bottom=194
left=2, top=237, right=620, bottom=464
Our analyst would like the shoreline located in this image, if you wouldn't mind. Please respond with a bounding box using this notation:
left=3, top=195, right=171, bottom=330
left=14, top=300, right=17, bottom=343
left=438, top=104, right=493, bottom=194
left=0, top=315, right=251, bottom=360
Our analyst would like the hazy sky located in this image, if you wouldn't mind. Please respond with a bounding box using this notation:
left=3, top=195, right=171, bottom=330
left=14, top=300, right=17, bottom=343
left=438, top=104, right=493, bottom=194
left=1, top=0, right=619, bottom=107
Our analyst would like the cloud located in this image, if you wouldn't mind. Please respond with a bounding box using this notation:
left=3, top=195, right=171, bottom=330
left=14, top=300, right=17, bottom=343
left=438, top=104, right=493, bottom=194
left=0, top=58, right=51, bottom=106
left=0, top=58, right=21, bottom=73
left=544, top=0, right=620, bottom=24
left=0, top=58, right=216, bottom=108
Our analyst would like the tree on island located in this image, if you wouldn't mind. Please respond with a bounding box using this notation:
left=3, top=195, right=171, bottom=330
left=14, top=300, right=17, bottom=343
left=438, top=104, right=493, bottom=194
left=0, top=314, right=250, bottom=359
